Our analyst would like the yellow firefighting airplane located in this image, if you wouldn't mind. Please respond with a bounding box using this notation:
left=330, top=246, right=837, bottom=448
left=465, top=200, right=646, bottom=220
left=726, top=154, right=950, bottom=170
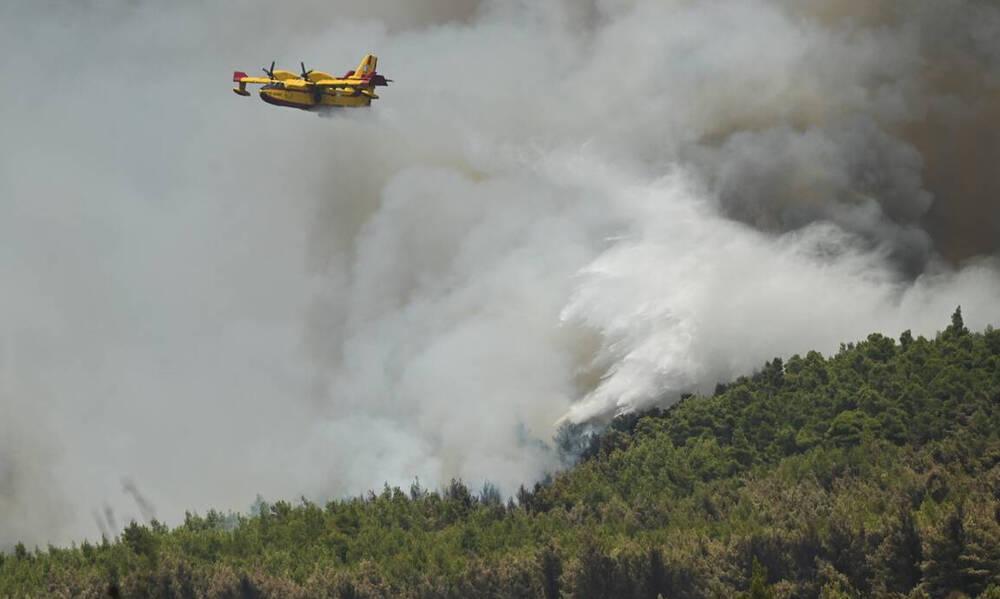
left=232, top=54, right=390, bottom=110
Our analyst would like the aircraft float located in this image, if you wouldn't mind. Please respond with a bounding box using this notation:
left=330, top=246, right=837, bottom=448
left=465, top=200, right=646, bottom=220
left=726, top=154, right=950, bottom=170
left=232, top=54, right=390, bottom=110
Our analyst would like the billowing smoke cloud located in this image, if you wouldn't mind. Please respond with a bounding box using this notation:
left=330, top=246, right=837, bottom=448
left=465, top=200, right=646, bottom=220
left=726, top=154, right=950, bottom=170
left=1, top=0, right=999, bottom=548
left=0, top=378, right=69, bottom=549
left=683, top=0, right=1000, bottom=269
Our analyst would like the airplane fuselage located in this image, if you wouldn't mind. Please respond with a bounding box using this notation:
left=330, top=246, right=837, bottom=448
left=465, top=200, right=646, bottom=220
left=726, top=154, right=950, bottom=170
left=258, top=84, right=373, bottom=110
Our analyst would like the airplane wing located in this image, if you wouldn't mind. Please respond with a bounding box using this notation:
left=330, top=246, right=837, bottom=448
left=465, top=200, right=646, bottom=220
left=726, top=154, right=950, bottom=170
left=309, top=79, right=368, bottom=97
left=279, top=79, right=311, bottom=89
left=233, top=73, right=350, bottom=91
left=311, top=78, right=360, bottom=87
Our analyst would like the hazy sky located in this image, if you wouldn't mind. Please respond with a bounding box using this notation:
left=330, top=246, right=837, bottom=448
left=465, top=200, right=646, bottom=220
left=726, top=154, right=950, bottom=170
left=2, top=0, right=999, bottom=548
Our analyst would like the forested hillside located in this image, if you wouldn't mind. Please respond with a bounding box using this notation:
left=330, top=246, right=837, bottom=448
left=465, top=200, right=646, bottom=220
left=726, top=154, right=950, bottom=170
left=2, top=309, right=999, bottom=598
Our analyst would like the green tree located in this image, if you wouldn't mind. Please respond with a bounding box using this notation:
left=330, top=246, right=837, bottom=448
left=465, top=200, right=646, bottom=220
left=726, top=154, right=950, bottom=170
left=121, top=521, right=158, bottom=564
left=738, top=558, right=775, bottom=599
left=923, top=505, right=966, bottom=596
left=869, top=508, right=922, bottom=594
left=538, top=542, right=562, bottom=599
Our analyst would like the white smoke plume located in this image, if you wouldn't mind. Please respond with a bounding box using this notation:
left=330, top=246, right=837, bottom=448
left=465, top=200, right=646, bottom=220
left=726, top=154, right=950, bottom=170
left=1, top=0, right=999, bottom=548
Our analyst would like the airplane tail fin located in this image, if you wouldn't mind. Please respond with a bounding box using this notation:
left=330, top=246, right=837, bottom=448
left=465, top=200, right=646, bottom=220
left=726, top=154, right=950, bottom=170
left=232, top=71, right=251, bottom=96
left=352, top=54, right=377, bottom=79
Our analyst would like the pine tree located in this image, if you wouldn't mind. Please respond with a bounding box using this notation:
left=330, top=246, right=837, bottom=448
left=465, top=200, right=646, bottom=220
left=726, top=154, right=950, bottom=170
left=538, top=543, right=562, bottom=599
left=738, top=558, right=775, bottom=599
left=869, top=508, right=923, bottom=594
left=923, top=505, right=967, bottom=596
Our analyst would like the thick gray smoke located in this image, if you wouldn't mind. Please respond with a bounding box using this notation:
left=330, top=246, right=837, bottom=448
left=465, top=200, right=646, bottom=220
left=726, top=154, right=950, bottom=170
left=2, top=0, right=999, bottom=548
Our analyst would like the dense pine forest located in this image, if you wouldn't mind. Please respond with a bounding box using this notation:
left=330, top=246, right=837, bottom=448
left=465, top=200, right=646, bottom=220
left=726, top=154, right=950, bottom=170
left=2, top=309, right=999, bottom=598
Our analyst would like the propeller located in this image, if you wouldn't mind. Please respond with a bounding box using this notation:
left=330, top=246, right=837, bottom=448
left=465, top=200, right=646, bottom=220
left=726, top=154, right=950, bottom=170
left=262, top=60, right=276, bottom=79
left=302, top=61, right=322, bottom=103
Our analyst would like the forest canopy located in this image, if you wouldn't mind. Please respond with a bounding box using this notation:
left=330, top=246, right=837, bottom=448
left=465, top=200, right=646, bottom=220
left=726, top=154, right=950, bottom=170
left=2, top=309, right=998, bottom=598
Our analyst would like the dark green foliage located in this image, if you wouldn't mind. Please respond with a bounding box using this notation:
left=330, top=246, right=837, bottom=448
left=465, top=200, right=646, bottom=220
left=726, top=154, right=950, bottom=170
left=122, top=521, right=159, bottom=564
left=738, top=558, right=775, bottom=599
left=3, top=313, right=999, bottom=598
left=561, top=537, right=616, bottom=599
left=869, top=507, right=923, bottom=594
left=537, top=543, right=561, bottom=599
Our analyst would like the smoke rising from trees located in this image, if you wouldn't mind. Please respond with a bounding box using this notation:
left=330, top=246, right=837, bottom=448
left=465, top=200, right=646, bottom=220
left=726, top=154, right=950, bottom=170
left=1, top=0, right=999, bottom=548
